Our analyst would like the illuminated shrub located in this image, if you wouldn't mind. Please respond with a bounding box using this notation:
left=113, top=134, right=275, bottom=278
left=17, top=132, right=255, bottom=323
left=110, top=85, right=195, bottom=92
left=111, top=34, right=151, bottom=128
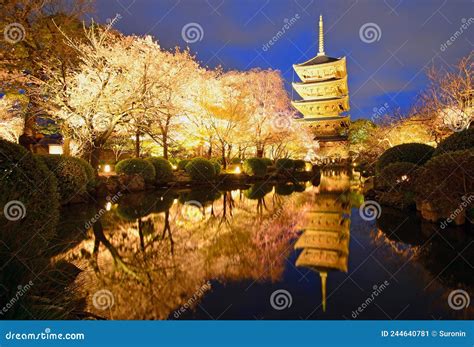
left=433, top=128, right=474, bottom=156
left=177, top=159, right=190, bottom=170
left=376, top=162, right=418, bottom=192
left=414, top=149, right=474, bottom=210
left=185, top=158, right=216, bottom=181
left=70, top=157, right=96, bottom=192
left=261, top=158, right=273, bottom=167
left=146, top=157, right=174, bottom=183
left=376, top=143, right=434, bottom=173
left=293, top=160, right=306, bottom=172
left=37, top=154, right=88, bottom=203
left=116, top=158, right=156, bottom=183
left=245, top=182, right=272, bottom=199
left=243, top=158, right=268, bottom=177
left=275, top=183, right=294, bottom=196
left=230, top=157, right=243, bottom=164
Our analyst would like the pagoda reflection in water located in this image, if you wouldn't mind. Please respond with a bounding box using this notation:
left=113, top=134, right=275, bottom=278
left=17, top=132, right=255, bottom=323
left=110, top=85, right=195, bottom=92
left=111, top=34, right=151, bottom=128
left=295, top=169, right=353, bottom=312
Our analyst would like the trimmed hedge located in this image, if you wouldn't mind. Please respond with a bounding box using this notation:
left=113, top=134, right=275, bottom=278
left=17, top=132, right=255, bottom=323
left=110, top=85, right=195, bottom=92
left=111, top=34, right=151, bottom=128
left=245, top=182, right=272, bottom=199
left=70, top=157, right=96, bottom=192
left=433, top=128, right=474, bottom=156
left=230, top=157, right=243, bottom=164
left=275, top=183, right=294, bottom=196
left=185, top=158, right=217, bottom=181
left=177, top=159, right=190, bottom=170
left=261, top=158, right=273, bottom=167
left=414, top=149, right=474, bottom=211
left=37, top=154, right=88, bottom=203
left=210, top=159, right=222, bottom=175
left=376, top=162, right=418, bottom=192
left=0, top=140, right=60, bottom=308
left=243, top=158, right=268, bottom=177
left=376, top=143, right=434, bottom=173
left=293, top=160, right=306, bottom=172
left=276, top=158, right=294, bottom=173
left=146, top=157, right=174, bottom=183
left=116, top=158, right=156, bottom=183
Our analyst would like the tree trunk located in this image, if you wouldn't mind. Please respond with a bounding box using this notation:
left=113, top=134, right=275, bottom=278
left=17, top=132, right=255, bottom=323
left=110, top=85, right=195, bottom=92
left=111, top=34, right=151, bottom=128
left=89, top=145, right=102, bottom=174
left=162, top=132, right=168, bottom=159
left=256, top=147, right=264, bottom=158
left=221, top=144, right=226, bottom=169
left=135, top=131, right=140, bottom=158
left=207, top=138, right=212, bottom=158
left=63, top=137, right=71, bottom=156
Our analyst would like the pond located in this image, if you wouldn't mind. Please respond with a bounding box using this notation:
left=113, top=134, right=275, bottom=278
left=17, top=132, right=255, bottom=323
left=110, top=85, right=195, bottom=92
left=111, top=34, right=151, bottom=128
left=52, top=169, right=473, bottom=320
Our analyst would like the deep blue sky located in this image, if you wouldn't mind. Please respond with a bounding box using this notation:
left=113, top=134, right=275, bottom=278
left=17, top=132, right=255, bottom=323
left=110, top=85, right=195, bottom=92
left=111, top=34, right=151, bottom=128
left=93, top=0, right=473, bottom=120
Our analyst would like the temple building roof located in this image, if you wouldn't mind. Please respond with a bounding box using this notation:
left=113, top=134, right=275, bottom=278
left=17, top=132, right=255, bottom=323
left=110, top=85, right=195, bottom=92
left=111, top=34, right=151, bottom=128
left=295, top=55, right=341, bottom=67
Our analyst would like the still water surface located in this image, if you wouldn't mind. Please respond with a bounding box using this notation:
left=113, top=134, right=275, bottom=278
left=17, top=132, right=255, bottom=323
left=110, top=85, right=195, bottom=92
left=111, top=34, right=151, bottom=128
left=55, top=170, right=473, bottom=320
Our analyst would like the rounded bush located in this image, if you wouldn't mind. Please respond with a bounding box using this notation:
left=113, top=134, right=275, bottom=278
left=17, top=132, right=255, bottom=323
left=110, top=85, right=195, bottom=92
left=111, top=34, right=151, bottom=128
left=415, top=149, right=474, bottom=210
left=185, top=158, right=216, bottom=181
left=37, top=154, right=88, bottom=203
left=261, top=158, right=273, bottom=167
left=210, top=159, right=222, bottom=175
left=230, top=157, right=242, bottom=164
left=117, top=192, right=175, bottom=221
left=177, top=159, right=190, bottom=170
left=145, top=157, right=174, bottom=183
left=433, top=128, right=474, bottom=156
left=116, top=158, right=156, bottom=183
left=376, top=143, right=434, bottom=173
left=243, top=158, right=268, bottom=177
left=275, top=183, right=294, bottom=196
left=70, top=157, right=96, bottom=192
left=0, top=140, right=59, bottom=306
left=376, top=162, right=418, bottom=192
left=276, top=158, right=295, bottom=172
left=293, top=160, right=306, bottom=172
left=245, top=182, right=272, bottom=199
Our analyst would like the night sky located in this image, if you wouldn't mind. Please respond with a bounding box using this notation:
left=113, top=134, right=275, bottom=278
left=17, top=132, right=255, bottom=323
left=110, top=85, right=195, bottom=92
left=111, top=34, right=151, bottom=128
left=93, top=0, right=473, bottom=119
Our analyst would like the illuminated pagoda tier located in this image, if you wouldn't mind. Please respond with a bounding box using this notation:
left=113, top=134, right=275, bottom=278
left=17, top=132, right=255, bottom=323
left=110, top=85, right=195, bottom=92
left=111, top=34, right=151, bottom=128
left=294, top=170, right=351, bottom=312
left=292, top=15, right=350, bottom=160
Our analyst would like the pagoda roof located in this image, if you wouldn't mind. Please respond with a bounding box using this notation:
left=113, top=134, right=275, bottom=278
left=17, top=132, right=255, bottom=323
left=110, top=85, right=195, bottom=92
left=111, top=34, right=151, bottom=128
left=292, top=96, right=346, bottom=104
left=295, top=54, right=341, bottom=67
left=298, top=116, right=350, bottom=122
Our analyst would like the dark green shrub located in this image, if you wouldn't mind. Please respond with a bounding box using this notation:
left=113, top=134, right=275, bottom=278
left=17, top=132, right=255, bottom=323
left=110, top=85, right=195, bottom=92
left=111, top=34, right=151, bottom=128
left=117, top=192, right=175, bottom=220
left=0, top=140, right=60, bottom=314
left=376, top=162, right=418, bottom=192
left=179, top=189, right=221, bottom=206
left=185, top=158, right=216, bottom=181
left=376, top=143, right=434, bottom=173
left=276, top=158, right=295, bottom=173
left=210, top=159, right=222, bottom=175
left=293, top=160, right=306, bottom=172
left=245, top=182, right=272, bottom=199
left=177, top=159, right=190, bottom=170
left=414, top=149, right=474, bottom=210
left=116, top=158, right=156, bottom=183
left=293, top=183, right=306, bottom=192
left=433, top=128, right=474, bottom=156
left=261, top=158, right=273, bottom=167
left=275, top=183, right=294, bottom=196
left=243, top=158, right=268, bottom=177
left=146, top=157, right=174, bottom=183
left=230, top=157, right=242, bottom=164
left=70, top=157, right=96, bottom=192
left=37, top=154, right=88, bottom=203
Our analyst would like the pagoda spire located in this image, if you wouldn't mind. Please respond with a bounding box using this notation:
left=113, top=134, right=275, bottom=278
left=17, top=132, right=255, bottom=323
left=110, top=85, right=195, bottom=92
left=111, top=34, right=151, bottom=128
left=317, top=15, right=325, bottom=56
left=320, top=271, right=327, bottom=312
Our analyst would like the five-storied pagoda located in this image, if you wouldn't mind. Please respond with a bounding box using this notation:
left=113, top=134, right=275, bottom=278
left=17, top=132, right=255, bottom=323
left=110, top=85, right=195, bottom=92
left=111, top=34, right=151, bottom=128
left=292, top=15, right=350, bottom=161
